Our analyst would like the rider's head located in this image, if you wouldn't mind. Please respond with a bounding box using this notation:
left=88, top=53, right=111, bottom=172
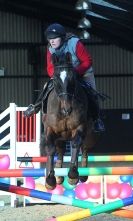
left=45, top=23, right=66, bottom=40
left=45, top=23, right=66, bottom=49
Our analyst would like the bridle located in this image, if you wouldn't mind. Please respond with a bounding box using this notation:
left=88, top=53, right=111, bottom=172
left=57, top=92, right=75, bottom=98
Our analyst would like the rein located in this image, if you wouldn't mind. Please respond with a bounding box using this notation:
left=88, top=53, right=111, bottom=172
left=57, top=92, right=74, bottom=98
left=54, top=65, right=73, bottom=69
left=57, top=89, right=83, bottom=103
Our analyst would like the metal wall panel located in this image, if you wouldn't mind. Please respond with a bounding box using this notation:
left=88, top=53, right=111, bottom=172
left=88, top=44, right=133, bottom=75
left=96, top=77, right=133, bottom=109
left=86, top=42, right=133, bottom=109
left=0, top=11, right=42, bottom=109
left=0, top=11, right=41, bottom=42
left=0, top=78, right=33, bottom=109
left=0, top=48, right=33, bottom=76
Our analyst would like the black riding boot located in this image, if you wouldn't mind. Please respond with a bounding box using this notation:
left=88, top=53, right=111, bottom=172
left=24, top=79, right=53, bottom=117
left=80, top=80, right=105, bottom=133
left=92, top=98, right=105, bottom=133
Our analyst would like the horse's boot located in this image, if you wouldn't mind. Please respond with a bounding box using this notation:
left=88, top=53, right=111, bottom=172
left=23, top=79, right=54, bottom=117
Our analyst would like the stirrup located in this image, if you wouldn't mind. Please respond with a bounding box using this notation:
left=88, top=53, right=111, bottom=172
left=93, top=118, right=105, bottom=133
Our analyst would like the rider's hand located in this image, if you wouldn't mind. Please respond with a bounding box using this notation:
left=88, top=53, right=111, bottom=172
left=23, top=104, right=35, bottom=117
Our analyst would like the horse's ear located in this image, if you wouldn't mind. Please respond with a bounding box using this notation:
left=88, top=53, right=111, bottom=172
left=65, top=52, right=72, bottom=64
left=51, top=53, right=59, bottom=66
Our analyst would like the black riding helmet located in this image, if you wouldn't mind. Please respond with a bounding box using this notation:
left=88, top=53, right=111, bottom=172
left=45, top=23, right=66, bottom=40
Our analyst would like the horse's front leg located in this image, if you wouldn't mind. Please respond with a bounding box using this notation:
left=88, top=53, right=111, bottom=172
left=68, top=126, right=85, bottom=185
left=45, top=127, right=56, bottom=190
left=79, top=147, right=88, bottom=183
left=55, top=140, right=66, bottom=185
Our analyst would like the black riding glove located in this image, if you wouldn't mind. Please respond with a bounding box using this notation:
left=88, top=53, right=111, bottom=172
left=23, top=104, right=35, bottom=117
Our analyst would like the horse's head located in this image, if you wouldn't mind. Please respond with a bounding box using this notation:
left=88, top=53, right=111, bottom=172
left=52, top=52, right=77, bottom=116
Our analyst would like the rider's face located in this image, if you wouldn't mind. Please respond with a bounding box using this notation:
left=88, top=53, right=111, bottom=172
left=49, top=37, right=62, bottom=49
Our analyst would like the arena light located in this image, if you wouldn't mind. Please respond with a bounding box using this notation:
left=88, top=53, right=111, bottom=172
left=78, top=17, right=91, bottom=28
left=79, top=30, right=91, bottom=40
left=75, top=0, right=92, bottom=10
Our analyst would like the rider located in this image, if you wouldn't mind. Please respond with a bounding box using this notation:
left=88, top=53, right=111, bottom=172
left=24, top=23, right=105, bottom=133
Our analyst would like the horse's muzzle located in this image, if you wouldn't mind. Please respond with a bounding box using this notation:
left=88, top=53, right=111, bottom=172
left=61, top=107, right=72, bottom=116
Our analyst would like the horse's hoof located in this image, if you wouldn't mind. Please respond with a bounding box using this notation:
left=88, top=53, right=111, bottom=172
left=79, top=176, right=88, bottom=183
left=45, top=182, right=56, bottom=190
left=68, top=177, right=79, bottom=185
left=68, top=166, right=79, bottom=177
left=45, top=175, right=56, bottom=190
left=56, top=176, right=64, bottom=185
left=68, top=166, right=79, bottom=185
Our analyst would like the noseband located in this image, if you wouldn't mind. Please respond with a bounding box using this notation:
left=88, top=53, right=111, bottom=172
left=58, top=92, right=75, bottom=98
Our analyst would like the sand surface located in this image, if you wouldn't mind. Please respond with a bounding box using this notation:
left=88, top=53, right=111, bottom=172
left=0, top=200, right=133, bottom=221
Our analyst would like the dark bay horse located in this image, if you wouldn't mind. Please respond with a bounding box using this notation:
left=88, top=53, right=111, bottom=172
left=41, top=53, right=100, bottom=190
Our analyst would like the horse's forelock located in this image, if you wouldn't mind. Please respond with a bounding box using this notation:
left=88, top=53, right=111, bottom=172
left=52, top=52, right=73, bottom=68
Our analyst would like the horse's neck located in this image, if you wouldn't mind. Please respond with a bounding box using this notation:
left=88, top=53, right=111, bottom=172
left=47, top=90, right=60, bottom=111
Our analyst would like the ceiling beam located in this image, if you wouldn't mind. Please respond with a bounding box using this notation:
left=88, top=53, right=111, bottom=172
left=91, top=4, right=133, bottom=23
left=107, top=0, right=133, bottom=12
left=90, top=19, right=133, bottom=51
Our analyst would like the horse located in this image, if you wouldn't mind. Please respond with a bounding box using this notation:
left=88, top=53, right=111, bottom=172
left=41, top=52, right=100, bottom=190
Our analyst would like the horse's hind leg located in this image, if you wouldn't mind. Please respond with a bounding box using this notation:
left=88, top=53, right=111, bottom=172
left=55, top=140, right=66, bottom=184
left=79, top=132, right=100, bottom=183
